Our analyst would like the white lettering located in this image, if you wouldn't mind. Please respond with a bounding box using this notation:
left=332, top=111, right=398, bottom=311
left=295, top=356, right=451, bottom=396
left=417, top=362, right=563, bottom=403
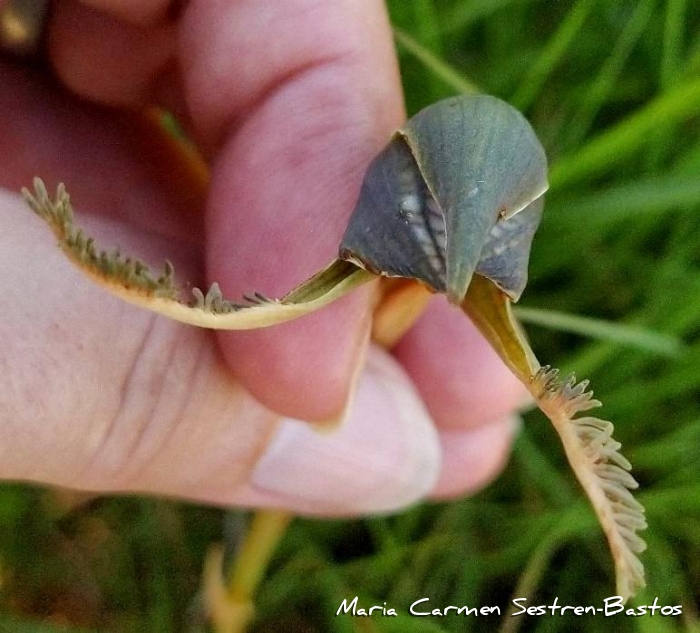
left=547, top=596, right=561, bottom=615
left=410, top=598, right=431, bottom=616
left=604, top=596, right=624, bottom=616
left=511, top=598, right=527, bottom=616
left=481, top=606, right=501, bottom=615
left=336, top=597, right=359, bottom=616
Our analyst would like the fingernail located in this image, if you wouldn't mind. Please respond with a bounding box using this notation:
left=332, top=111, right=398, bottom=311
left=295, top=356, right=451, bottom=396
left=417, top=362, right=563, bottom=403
left=240, top=347, right=441, bottom=516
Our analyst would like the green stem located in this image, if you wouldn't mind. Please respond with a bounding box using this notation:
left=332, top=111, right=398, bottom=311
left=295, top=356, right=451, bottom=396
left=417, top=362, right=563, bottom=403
left=226, top=510, right=293, bottom=606
left=207, top=510, right=293, bottom=633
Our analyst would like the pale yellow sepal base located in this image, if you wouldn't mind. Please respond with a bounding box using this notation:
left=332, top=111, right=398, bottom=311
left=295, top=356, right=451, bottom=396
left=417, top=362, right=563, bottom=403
left=372, top=278, right=434, bottom=348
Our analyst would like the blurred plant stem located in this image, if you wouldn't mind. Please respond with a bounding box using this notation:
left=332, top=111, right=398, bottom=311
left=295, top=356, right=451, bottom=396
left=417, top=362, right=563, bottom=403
left=205, top=510, right=293, bottom=633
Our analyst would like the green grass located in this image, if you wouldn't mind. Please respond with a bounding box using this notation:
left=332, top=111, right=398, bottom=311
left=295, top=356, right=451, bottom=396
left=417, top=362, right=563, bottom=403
left=3, top=1, right=700, bottom=631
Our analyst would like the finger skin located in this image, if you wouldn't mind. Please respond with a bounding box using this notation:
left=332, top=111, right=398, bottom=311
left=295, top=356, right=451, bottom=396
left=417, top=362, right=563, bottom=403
left=2, top=194, right=441, bottom=512
left=181, top=0, right=405, bottom=421
left=3, top=187, right=508, bottom=509
left=0, top=65, right=439, bottom=512
left=47, top=0, right=405, bottom=422
left=203, top=75, right=380, bottom=421
left=227, top=347, right=441, bottom=515
left=18, top=0, right=522, bottom=497
left=0, top=193, right=277, bottom=492
left=49, top=0, right=176, bottom=107
left=394, top=297, right=530, bottom=431
left=76, top=0, right=174, bottom=26
left=431, top=417, right=521, bottom=500
left=0, top=63, right=202, bottom=243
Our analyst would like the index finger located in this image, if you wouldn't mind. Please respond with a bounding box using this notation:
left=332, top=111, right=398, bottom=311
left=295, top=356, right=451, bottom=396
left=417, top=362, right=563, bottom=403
left=180, top=0, right=404, bottom=421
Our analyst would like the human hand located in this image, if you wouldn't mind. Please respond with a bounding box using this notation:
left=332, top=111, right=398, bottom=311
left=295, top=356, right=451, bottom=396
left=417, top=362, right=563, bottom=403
left=0, top=0, right=526, bottom=514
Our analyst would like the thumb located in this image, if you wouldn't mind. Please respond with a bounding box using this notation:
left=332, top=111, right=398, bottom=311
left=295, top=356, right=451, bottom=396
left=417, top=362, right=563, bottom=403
left=233, top=347, right=441, bottom=516
left=1, top=192, right=440, bottom=513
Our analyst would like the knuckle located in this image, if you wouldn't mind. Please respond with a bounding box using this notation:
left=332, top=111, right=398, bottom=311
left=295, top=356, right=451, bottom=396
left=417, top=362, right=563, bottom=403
left=83, top=315, right=205, bottom=488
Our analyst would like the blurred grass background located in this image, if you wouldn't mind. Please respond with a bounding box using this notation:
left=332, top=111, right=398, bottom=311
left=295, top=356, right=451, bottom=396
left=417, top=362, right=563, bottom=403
left=2, top=0, right=700, bottom=631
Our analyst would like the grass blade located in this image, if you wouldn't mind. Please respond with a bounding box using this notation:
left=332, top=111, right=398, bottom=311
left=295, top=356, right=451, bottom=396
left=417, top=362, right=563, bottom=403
left=550, top=77, right=700, bottom=190
left=565, top=0, right=657, bottom=147
left=393, top=27, right=480, bottom=94
left=511, top=0, right=597, bottom=110
left=514, top=306, right=685, bottom=357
